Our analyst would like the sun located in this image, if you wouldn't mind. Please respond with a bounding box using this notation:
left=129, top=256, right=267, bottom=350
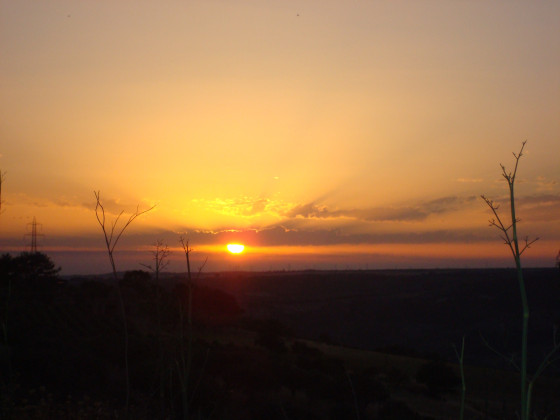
left=226, top=243, right=245, bottom=254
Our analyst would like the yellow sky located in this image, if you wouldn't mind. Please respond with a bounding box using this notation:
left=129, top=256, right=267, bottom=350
left=1, top=1, right=559, bottom=273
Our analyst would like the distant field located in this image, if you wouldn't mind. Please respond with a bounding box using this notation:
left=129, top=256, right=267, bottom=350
left=67, top=268, right=560, bottom=366
left=181, top=268, right=560, bottom=365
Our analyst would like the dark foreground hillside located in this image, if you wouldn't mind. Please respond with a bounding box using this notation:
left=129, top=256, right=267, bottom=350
left=201, top=268, right=560, bottom=368
left=2, top=257, right=560, bottom=419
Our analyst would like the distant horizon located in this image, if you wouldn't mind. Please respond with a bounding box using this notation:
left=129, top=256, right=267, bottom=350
left=2, top=245, right=557, bottom=276
left=59, top=265, right=559, bottom=280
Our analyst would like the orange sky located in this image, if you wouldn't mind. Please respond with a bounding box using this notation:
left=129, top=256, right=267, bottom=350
left=1, top=1, right=559, bottom=274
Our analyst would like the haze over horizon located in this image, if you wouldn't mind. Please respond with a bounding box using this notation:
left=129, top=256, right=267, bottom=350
left=1, top=1, right=559, bottom=274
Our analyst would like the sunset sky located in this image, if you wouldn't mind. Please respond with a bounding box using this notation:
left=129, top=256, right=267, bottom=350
left=1, top=0, right=559, bottom=274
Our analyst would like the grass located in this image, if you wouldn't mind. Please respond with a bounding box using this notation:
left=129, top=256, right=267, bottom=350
left=193, top=324, right=560, bottom=419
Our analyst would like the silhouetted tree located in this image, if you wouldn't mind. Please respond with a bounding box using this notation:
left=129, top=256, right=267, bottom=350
left=12, top=252, right=60, bottom=282
left=4, top=252, right=61, bottom=299
left=1, top=252, right=60, bottom=351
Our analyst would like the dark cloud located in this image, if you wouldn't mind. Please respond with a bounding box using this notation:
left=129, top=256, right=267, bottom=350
left=285, top=203, right=339, bottom=219
left=517, top=194, right=560, bottom=205
left=285, top=195, right=477, bottom=222
left=424, top=195, right=477, bottom=212
left=89, top=195, right=155, bottom=215
left=517, top=194, right=560, bottom=222
left=134, top=224, right=492, bottom=248
left=480, top=194, right=560, bottom=222
left=13, top=193, right=552, bottom=258
left=270, top=225, right=486, bottom=245
left=350, top=206, right=426, bottom=222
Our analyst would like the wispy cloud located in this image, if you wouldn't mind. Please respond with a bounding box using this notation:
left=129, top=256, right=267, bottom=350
left=534, top=176, right=558, bottom=192
left=516, top=194, right=560, bottom=222
left=350, top=206, right=426, bottom=222
left=457, top=177, right=483, bottom=183
left=88, top=193, right=155, bottom=215
left=517, top=194, right=560, bottom=205
left=7, top=191, right=155, bottom=216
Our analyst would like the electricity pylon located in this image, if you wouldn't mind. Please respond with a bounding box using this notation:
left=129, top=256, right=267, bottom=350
left=25, top=217, right=43, bottom=253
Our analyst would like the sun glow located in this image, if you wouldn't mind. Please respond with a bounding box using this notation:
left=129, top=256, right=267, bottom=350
left=226, top=243, right=245, bottom=254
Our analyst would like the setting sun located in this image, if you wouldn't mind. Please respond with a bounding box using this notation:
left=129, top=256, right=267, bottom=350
left=226, top=244, right=245, bottom=254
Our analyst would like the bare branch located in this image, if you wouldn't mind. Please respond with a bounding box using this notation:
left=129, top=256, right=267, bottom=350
left=94, top=191, right=113, bottom=260
left=480, top=333, right=520, bottom=371
left=141, top=240, right=170, bottom=283
left=499, top=235, right=511, bottom=246
left=510, top=140, right=527, bottom=183
left=500, top=164, right=511, bottom=182
left=179, top=236, right=193, bottom=284
left=109, top=210, right=125, bottom=248
left=139, top=263, right=152, bottom=271
left=111, top=205, right=155, bottom=254
left=196, top=256, right=209, bottom=280
left=519, top=237, right=540, bottom=256
left=482, top=194, right=517, bottom=257
left=154, top=240, right=171, bottom=273
left=531, top=341, right=560, bottom=384
left=94, top=191, right=156, bottom=256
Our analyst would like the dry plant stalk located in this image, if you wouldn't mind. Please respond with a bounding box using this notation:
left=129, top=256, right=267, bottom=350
left=481, top=141, right=556, bottom=420
left=141, top=240, right=170, bottom=417
left=178, top=236, right=207, bottom=420
left=94, top=191, right=154, bottom=417
left=94, top=191, right=155, bottom=276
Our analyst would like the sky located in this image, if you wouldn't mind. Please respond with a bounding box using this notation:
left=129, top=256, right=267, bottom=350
left=1, top=0, right=559, bottom=274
